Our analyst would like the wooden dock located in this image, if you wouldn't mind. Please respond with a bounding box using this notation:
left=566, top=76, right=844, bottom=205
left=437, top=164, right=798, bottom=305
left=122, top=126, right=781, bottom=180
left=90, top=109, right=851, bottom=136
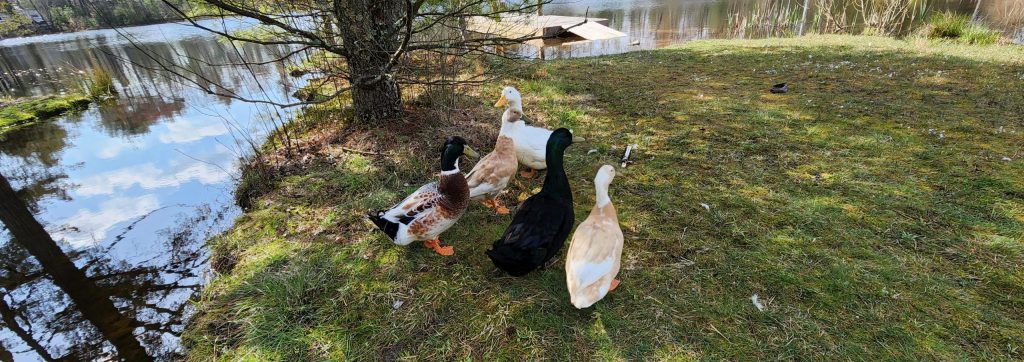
left=467, top=14, right=626, bottom=46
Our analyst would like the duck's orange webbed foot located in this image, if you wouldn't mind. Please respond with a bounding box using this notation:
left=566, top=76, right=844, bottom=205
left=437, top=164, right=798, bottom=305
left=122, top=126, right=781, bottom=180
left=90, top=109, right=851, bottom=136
left=493, top=199, right=510, bottom=215
left=609, top=279, right=621, bottom=292
left=423, top=239, right=454, bottom=256
left=480, top=199, right=496, bottom=209
left=519, top=168, right=537, bottom=178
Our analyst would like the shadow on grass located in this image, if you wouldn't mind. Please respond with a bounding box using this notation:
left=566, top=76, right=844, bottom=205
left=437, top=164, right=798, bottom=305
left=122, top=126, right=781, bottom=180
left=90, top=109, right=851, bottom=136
left=186, top=36, right=1024, bottom=361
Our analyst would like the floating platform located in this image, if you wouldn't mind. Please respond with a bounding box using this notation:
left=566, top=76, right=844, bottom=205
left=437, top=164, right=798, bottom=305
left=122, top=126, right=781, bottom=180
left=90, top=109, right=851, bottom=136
left=467, top=14, right=626, bottom=46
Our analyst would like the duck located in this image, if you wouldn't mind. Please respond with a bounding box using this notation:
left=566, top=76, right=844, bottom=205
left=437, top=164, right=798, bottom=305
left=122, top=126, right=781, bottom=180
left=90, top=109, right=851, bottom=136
left=565, top=165, right=623, bottom=309
left=493, top=86, right=583, bottom=178
left=368, top=136, right=479, bottom=256
left=486, top=128, right=576, bottom=276
left=465, top=107, right=521, bottom=214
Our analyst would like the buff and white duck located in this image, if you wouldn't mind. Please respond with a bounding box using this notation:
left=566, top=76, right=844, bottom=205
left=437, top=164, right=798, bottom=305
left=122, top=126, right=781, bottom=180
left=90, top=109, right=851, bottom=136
left=368, top=136, right=479, bottom=256
left=565, top=165, right=623, bottom=308
left=493, top=86, right=583, bottom=178
left=465, top=106, right=521, bottom=214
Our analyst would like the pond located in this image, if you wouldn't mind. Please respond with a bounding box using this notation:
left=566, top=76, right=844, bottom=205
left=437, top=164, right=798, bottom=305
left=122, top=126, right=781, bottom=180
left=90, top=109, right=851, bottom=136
left=0, top=0, right=1020, bottom=360
left=0, top=18, right=299, bottom=360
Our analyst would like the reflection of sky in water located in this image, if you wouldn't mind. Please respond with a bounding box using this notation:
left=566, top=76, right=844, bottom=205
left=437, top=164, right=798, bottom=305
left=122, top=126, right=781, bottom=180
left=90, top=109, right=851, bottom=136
left=44, top=111, right=240, bottom=248
left=0, top=18, right=302, bottom=360
left=5, top=81, right=285, bottom=249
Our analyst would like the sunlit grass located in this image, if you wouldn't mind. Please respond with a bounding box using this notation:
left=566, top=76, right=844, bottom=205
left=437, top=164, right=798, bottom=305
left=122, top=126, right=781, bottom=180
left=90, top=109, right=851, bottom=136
left=184, top=35, right=1024, bottom=361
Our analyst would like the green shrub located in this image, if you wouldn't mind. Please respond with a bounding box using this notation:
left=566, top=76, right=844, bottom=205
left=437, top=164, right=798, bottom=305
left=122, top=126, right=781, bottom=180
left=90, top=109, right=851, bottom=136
left=48, top=6, right=81, bottom=31
left=928, top=12, right=969, bottom=39
left=0, top=13, right=32, bottom=38
left=925, top=11, right=1001, bottom=45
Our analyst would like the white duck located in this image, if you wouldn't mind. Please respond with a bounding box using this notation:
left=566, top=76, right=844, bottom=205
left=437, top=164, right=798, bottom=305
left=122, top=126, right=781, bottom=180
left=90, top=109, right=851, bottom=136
left=565, top=165, right=623, bottom=308
left=493, top=86, right=583, bottom=178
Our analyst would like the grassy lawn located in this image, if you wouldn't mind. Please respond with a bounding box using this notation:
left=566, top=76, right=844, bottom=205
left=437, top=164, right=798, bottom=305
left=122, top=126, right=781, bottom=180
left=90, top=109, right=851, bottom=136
left=0, top=94, right=91, bottom=133
left=184, top=35, right=1024, bottom=361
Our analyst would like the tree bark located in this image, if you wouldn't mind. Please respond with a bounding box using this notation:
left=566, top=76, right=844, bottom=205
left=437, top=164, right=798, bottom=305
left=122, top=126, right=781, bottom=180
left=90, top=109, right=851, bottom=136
left=0, top=174, right=152, bottom=362
left=334, top=0, right=405, bottom=123
left=351, top=76, right=404, bottom=123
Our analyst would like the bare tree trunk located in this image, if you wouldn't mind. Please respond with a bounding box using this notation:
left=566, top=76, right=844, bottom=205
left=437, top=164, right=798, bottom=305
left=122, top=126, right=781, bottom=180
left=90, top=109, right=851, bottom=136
left=0, top=297, right=57, bottom=362
left=972, top=0, right=982, bottom=21
left=334, top=0, right=405, bottom=123
left=798, top=0, right=812, bottom=36
left=0, top=174, right=152, bottom=362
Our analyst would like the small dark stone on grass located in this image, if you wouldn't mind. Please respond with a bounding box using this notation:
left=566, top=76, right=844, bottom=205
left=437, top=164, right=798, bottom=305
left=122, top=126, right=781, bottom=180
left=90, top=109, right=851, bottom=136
left=771, top=82, right=789, bottom=93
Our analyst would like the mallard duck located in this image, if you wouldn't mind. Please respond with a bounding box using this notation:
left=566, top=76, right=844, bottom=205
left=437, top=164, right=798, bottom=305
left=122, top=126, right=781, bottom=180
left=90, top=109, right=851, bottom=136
left=466, top=107, right=521, bottom=214
left=565, top=165, right=623, bottom=308
left=494, top=86, right=583, bottom=178
left=486, top=128, right=576, bottom=276
left=368, top=136, right=479, bottom=256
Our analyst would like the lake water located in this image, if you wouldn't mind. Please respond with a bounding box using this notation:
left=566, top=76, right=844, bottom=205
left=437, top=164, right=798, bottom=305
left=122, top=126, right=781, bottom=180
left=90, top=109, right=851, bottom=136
left=0, top=18, right=300, bottom=360
left=0, top=1, right=1020, bottom=360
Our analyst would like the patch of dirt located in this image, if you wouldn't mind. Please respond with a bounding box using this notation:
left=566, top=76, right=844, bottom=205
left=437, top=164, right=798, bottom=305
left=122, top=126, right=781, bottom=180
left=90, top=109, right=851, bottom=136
left=260, top=102, right=503, bottom=175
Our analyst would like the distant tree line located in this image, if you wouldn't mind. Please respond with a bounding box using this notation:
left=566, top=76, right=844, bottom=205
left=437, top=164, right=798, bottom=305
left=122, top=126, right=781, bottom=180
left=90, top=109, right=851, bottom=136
left=0, top=0, right=187, bottom=37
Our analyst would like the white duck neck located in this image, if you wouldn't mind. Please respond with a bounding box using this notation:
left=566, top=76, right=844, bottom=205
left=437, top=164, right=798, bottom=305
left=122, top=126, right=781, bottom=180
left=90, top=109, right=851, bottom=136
left=441, top=162, right=460, bottom=175
left=499, top=109, right=522, bottom=136
left=595, top=183, right=611, bottom=208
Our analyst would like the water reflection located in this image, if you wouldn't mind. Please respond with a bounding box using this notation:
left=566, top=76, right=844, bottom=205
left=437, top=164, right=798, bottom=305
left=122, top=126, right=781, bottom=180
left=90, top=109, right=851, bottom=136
left=0, top=19, right=301, bottom=360
left=534, top=0, right=1024, bottom=58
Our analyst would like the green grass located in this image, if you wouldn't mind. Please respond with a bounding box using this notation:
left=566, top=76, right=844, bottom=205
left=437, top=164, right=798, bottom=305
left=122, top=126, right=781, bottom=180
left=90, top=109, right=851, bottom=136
left=928, top=12, right=971, bottom=39
left=926, top=12, right=1002, bottom=45
left=184, top=35, right=1024, bottom=361
left=962, top=26, right=1001, bottom=46
left=0, top=94, right=91, bottom=133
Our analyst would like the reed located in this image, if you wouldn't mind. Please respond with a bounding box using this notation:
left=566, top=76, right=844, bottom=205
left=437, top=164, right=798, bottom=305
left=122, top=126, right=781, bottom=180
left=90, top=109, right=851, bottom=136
left=85, top=69, right=116, bottom=99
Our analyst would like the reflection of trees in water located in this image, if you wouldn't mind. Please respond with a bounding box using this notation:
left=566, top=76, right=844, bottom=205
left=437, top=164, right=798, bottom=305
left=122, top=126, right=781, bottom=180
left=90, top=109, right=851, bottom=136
left=1, top=25, right=294, bottom=99
left=0, top=173, right=213, bottom=361
left=96, top=96, right=187, bottom=137
left=0, top=120, right=75, bottom=213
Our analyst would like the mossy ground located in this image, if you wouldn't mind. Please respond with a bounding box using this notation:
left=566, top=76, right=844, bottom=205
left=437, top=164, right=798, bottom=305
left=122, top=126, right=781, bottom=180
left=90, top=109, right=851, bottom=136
left=184, top=35, right=1024, bottom=361
left=0, top=94, right=90, bottom=132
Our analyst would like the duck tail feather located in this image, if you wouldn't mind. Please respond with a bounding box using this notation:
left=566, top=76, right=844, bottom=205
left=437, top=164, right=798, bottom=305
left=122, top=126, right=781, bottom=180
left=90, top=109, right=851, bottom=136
left=367, top=211, right=400, bottom=241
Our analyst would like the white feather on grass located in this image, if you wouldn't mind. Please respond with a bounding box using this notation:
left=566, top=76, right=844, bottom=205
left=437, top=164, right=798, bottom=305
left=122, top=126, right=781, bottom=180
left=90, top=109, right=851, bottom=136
left=751, top=294, right=765, bottom=311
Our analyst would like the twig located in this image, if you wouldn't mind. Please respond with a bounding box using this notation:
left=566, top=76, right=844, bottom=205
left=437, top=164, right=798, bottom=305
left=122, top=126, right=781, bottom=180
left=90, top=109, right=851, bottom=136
left=708, top=323, right=731, bottom=343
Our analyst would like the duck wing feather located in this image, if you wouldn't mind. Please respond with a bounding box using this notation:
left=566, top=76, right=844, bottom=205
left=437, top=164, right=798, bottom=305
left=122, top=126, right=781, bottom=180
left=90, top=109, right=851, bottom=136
left=383, top=182, right=441, bottom=222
